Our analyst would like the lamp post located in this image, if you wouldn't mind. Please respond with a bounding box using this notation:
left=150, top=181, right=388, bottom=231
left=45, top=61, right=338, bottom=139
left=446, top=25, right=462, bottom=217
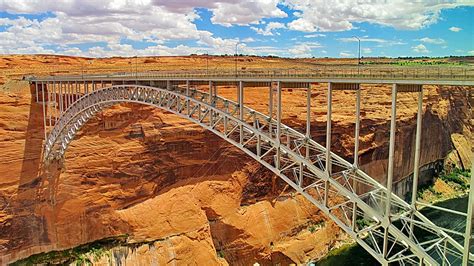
left=205, top=52, right=209, bottom=75
left=353, top=36, right=361, bottom=76
left=135, top=55, right=138, bottom=79
left=353, top=36, right=361, bottom=65
left=235, top=42, right=242, bottom=77
left=197, top=49, right=210, bottom=76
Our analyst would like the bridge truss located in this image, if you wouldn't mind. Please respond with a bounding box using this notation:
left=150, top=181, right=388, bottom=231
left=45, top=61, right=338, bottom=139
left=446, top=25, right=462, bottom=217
left=29, top=74, right=473, bottom=265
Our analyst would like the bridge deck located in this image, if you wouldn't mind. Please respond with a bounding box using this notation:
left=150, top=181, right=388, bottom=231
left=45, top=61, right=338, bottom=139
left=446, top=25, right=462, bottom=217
left=27, top=68, right=474, bottom=86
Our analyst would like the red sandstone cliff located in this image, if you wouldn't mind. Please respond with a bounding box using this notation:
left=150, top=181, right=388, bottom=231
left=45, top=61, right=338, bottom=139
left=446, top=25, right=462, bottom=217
left=0, top=56, right=471, bottom=265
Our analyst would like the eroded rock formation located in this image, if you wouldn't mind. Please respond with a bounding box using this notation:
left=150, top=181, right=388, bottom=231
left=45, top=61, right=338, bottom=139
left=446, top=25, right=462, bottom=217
left=0, top=57, right=471, bottom=265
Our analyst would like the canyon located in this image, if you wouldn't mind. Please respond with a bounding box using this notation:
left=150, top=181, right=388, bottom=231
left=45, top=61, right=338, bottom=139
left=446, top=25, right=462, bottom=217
left=0, top=55, right=471, bottom=265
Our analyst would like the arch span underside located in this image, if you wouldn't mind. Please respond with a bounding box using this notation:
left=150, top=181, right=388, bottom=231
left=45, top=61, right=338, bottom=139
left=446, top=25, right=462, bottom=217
left=43, top=84, right=468, bottom=265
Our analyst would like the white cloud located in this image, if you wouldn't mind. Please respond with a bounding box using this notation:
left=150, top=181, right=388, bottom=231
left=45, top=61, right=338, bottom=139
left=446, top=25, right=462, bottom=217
left=304, top=33, right=326, bottom=38
left=251, top=22, right=285, bottom=36
left=209, top=0, right=287, bottom=26
left=284, top=0, right=473, bottom=32
left=339, top=52, right=353, bottom=57
left=418, top=37, right=446, bottom=44
left=242, top=37, right=256, bottom=43
left=338, top=37, right=387, bottom=43
left=362, top=48, right=372, bottom=54
left=412, top=44, right=429, bottom=54
left=288, top=42, right=322, bottom=57
left=449, top=26, right=462, bottom=32
left=467, top=50, right=474, bottom=55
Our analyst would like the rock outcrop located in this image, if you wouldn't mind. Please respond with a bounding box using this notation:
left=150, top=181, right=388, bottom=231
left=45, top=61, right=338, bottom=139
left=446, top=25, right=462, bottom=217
left=0, top=56, right=471, bottom=265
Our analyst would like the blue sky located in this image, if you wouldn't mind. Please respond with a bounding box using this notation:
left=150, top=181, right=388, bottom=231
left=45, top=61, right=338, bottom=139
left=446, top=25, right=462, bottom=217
left=0, top=0, right=473, bottom=58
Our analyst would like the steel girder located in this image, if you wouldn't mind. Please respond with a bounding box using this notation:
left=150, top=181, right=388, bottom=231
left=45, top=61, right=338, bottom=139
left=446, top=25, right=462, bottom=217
left=42, top=84, right=472, bottom=265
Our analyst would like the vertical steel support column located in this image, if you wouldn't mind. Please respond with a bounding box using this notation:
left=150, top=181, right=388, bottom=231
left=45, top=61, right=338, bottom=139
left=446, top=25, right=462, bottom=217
left=324, top=82, right=333, bottom=207
left=51, top=82, right=56, bottom=126
left=69, top=81, right=73, bottom=106
left=65, top=81, right=69, bottom=109
left=306, top=83, right=311, bottom=159
left=47, top=82, right=52, bottom=126
left=463, top=160, right=474, bottom=266
left=40, top=82, right=47, bottom=141
left=59, top=81, right=63, bottom=115
left=35, top=81, right=39, bottom=102
left=276, top=81, right=282, bottom=170
left=383, top=83, right=397, bottom=259
left=186, top=80, right=190, bottom=115
left=209, top=81, right=213, bottom=104
left=269, top=83, right=273, bottom=138
left=239, top=81, right=244, bottom=144
left=75, top=82, right=79, bottom=102
left=354, top=88, right=361, bottom=168
left=410, top=88, right=423, bottom=238
left=209, top=81, right=214, bottom=126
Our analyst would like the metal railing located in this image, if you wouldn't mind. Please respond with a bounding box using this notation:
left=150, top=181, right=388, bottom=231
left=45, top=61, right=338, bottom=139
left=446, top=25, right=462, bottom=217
left=28, top=66, right=474, bottom=82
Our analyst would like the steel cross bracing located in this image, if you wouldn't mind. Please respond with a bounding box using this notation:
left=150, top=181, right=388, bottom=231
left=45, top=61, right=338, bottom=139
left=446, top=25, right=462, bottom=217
left=33, top=79, right=473, bottom=266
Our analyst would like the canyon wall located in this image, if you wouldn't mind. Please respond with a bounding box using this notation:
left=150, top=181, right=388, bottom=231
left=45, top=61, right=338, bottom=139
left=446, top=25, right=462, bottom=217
left=0, top=76, right=471, bottom=264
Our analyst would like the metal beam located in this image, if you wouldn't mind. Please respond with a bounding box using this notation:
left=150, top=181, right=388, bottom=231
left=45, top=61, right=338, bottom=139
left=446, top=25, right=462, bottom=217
left=276, top=81, right=282, bottom=170
left=269, top=83, right=273, bottom=138
left=40, top=82, right=47, bottom=141
left=383, top=83, right=397, bottom=259
left=324, top=82, right=333, bottom=207
left=410, top=88, right=423, bottom=238
left=306, top=83, right=311, bottom=159
left=354, top=87, right=361, bottom=168
left=239, top=81, right=244, bottom=144
left=463, top=160, right=474, bottom=266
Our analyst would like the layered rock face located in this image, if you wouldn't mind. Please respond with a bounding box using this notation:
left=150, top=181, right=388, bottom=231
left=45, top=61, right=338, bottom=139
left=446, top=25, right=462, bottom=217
left=0, top=75, right=471, bottom=264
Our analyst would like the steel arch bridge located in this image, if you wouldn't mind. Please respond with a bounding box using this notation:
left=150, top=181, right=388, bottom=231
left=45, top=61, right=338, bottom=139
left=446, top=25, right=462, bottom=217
left=30, top=73, right=473, bottom=266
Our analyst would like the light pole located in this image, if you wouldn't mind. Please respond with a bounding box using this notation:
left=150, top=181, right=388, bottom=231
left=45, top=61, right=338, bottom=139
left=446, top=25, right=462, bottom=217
left=353, top=36, right=361, bottom=65
left=135, top=55, right=138, bottom=79
left=205, top=52, right=209, bottom=75
left=235, top=42, right=242, bottom=76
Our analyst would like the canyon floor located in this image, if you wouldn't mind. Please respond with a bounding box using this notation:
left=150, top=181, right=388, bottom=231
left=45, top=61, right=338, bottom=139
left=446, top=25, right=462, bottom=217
left=0, top=55, right=472, bottom=265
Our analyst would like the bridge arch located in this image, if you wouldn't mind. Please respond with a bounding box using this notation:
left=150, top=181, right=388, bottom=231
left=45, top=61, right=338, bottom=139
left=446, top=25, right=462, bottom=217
left=43, top=84, right=459, bottom=265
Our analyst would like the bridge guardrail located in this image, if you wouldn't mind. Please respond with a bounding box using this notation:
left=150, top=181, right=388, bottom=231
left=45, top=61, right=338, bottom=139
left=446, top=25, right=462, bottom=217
left=28, top=66, right=474, bottom=81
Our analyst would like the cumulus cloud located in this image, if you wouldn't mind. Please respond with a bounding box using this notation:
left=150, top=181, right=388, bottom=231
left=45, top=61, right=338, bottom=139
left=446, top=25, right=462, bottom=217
left=304, top=33, right=326, bottom=38
left=0, top=0, right=291, bottom=56
left=288, top=42, right=322, bottom=57
left=412, top=44, right=429, bottom=54
left=283, top=0, right=473, bottom=32
left=251, top=22, right=285, bottom=36
left=338, top=37, right=387, bottom=43
left=339, top=51, right=353, bottom=57
left=418, top=37, right=446, bottom=45
left=209, top=0, right=287, bottom=26
left=449, top=26, right=462, bottom=32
